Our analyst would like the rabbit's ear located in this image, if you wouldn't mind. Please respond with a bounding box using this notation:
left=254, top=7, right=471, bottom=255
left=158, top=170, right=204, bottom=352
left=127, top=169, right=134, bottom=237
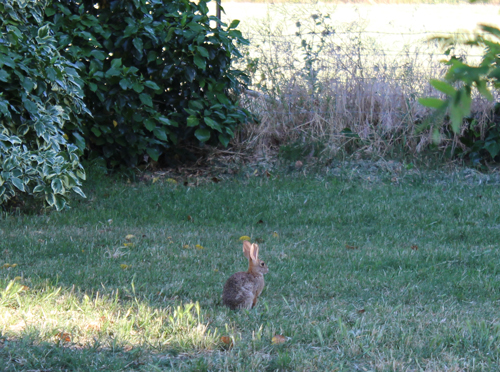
left=250, top=243, right=259, bottom=261
left=242, top=240, right=252, bottom=259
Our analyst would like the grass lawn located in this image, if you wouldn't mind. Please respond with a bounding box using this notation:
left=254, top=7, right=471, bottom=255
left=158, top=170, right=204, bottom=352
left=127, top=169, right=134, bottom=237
left=1, top=163, right=500, bottom=371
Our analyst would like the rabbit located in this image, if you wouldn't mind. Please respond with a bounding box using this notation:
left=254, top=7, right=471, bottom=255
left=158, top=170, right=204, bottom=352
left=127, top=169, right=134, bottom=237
left=222, top=240, right=268, bottom=310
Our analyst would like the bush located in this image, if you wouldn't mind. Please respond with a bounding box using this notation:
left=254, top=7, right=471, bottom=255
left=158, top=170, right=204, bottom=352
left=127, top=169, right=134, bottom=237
left=48, top=0, right=252, bottom=166
left=0, top=0, right=88, bottom=210
left=420, top=23, right=500, bottom=165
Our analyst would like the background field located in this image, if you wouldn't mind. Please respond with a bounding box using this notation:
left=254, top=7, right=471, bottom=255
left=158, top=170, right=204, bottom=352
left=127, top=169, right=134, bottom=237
left=207, top=2, right=500, bottom=161
left=2, top=164, right=500, bottom=370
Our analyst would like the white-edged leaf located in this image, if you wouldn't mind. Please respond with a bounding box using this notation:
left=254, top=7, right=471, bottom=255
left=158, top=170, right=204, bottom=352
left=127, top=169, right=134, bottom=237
left=72, top=186, right=86, bottom=198
left=11, top=177, right=24, bottom=191
left=33, top=185, right=45, bottom=193
left=51, top=178, right=64, bottom=194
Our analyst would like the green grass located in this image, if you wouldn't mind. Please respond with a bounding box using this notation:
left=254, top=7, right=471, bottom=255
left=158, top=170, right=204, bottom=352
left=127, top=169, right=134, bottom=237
left=1, top=163, right=500, bottom=370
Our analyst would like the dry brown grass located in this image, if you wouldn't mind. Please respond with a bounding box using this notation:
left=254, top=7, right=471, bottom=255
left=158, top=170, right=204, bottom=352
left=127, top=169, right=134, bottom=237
left=229, top=2, right=497, bottom=160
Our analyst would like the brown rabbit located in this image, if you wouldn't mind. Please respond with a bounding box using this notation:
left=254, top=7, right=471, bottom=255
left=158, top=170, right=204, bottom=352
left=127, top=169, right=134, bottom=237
left=222, top=241, right=268, bottom=310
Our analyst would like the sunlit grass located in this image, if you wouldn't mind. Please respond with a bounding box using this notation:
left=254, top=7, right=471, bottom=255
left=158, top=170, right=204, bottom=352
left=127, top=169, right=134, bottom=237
left=1, top=163, right=500, bottom=370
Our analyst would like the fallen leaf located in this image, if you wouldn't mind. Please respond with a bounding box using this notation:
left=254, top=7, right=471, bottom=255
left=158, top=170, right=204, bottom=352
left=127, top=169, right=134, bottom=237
left=120, top=264, right=130, bottom=269
left=126, top=234, right=136, bottom=242
left=264, top=170, right=271, bottom=177
left=220, top=335, right=233, bottom=348
left=123, top=243, right=134, bottom=247
left=166, top=178, right=177, bottom=184
left=272, top=231, right=279, bottom=238
left=113, top=120, right=118, bottom=127
left=21, top=286, right=29, bottom=291
left=2, top=263, right=10, bottom=269
left=195, top=244, right=204, bottom=249
left=183, top=244, right=190, bottom=249
left=152, top=177, right=160, bottom=183
left=411, top=245, right=418, bottom=250
left=123, top=345, right=133, bottom=352
left=86, top=321, right=101, bottom=331
left=239, top=236, right=251, bottom=241
left=14, top=276, right=22, bottom=281
left=10, top=263, right=17, bottom=268
left=187, top=215, right=192, bottom=222
left=295, top=160, right=303, bottom=169
left=56, top=332, right=71, bottom=342
left=346, top=244, right=358, bottom=250
left=272, top=335, right=286, bottom=344
left=357, top=309, right=366, bottom=314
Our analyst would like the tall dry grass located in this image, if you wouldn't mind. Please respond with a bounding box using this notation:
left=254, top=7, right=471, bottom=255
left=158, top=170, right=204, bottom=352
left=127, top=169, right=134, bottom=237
left=232, top=3, right=497, bottom=160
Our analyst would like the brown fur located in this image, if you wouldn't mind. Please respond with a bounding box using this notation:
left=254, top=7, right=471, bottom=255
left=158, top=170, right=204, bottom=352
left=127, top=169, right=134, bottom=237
left=222, top=241, right=268, bottom=310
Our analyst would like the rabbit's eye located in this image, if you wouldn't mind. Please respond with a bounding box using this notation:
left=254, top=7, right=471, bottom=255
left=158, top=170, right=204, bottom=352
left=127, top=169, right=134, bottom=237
left=260, top=262, right=265, bottom=267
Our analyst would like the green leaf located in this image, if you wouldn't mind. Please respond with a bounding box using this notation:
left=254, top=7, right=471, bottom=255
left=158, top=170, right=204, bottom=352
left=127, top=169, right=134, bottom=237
left=144, top=119, right=156, bottom=131
left=185, top=67, right=196, bottom=82
left=229, top=19, right=240, bottom=29
left=119, top=78, right=132, bottom=90
left=449, top=103, right=463, bottom=133
left=45, top=7, right=56, bottom=16
left=133, top=37, right=143, bottom=52
left=196, top=46, right=209, bottom=58
left=195, top=128, right=211, bottom=142
left=0, top=69, right=9, bottom=82
left=91, top=127, right=102, bottom=137
left=218, top=134, right=230, bottom=147
left=111, top=58, right=122, bottom=69
left=430, top=79, right=456, bottom=96
left=91, top=50, right=107, bottom=61
left=204, top=117, right=222, bottom=132
left=418, top=98, right=446, bottom=109
left=187, top=117, right=199, bottom=127
left=139, top=93, right=153, bottom=107
left=158, top=116, right=173, bottom=126
left=153, top=128, right=168, bottom=141
left=133, top=82, right=144, bottom=93
left=144, top=81, right=160, bottom=90
left=476, top=80, right=493, bottom=101
left=146, top=147, right=160, bottom=161
left=105, top=67, right=121, bottom=78
left=193, top=55, right=206, bottom=70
